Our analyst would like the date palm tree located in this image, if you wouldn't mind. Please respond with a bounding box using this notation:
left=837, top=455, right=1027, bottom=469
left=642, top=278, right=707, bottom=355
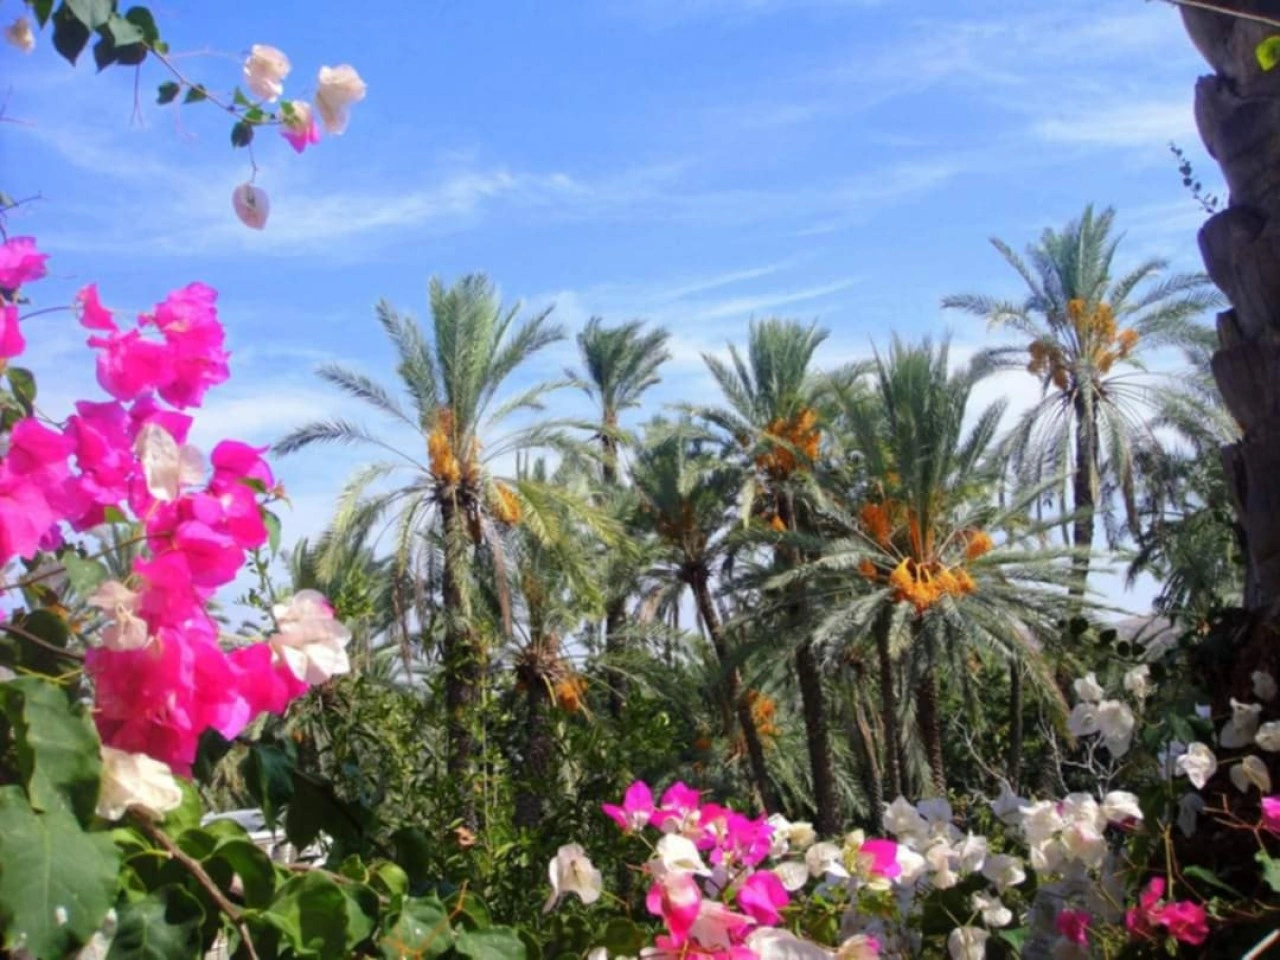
left=570, top=318, right=671, bottom=715
left=943, top=205, right=1218, bottom=596
left=276, top=275, right=585, bottom=820
left=803, top=338, right=1074, bottom=796
left=630, top=418, right=776, bottom=810
left=697, top=318, right=840, bottom=834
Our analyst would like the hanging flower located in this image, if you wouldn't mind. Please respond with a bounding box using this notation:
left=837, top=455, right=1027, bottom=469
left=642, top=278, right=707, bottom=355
left=315, top=64, right=367, bottom=134
left=543, top=844, right=603, bottom=913
left=1176, top=742, right=1218, bottom=790
left=232, top=183, right=270, bottom=230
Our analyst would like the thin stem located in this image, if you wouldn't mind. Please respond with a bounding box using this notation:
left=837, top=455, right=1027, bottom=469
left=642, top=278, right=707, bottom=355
left=1, top=621, right=85, bottom=662
left=1, top=535, right=148, bottom=593
left=132, top=813, right=263, bottom=960
left=1162, top=0, right=1280, bottom=29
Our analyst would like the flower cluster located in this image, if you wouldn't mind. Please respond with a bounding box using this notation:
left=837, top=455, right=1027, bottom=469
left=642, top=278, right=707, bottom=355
left=0, top=237, right=350, bottom=782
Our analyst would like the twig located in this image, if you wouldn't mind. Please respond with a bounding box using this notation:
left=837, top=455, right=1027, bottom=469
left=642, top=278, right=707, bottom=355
left=132, top=814, right=263, bottom=960
left=0, top=621, right=85, bottom=662
left=1162, top=0, right=1280, bottom=30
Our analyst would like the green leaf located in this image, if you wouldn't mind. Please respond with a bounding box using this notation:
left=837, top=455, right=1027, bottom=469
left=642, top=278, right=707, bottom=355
left=371, top=862, right=409, bottom=899
left=209, top=839, right=277, bottom=909
left=10, top=608, right=75, bottom=677
left=265, top=510, right=282, bottom=555
left=103, top=12, right=144, bottom=45
left=380, top=895, right=452, bottom=960
left=0, top=676, right=102, bottom=824
left=32, top=0, right=55, bottom=27
left=183, top=85, right=207, bottom=104
left=0, top=786, right=119, bottom=959
left=156, top=81, right=181, bottom=104
left=601, top=919, right=644, bottom=956
left=233, top=87, right=252, bottom=108
left=263, top=871, right=350, bottom=960
left=240, top=743, right=294, bottom=828
left=447, top=890, right=491, bottom=931
left=159, top=778, right=202, bottom=839
left=122, top=6, right=159, bottom=44
left=66, top=0, right=113, bottom=28
left=1257, top=850, right=1280, bottom=893
left=6, top=367, right=35, bottom=415
left=231, top=121, right=254, bottom=148
left=342, top=883, right=379, bottom=949
left=51, top=4, right=91, bottom=64
left=107, top=886, right=205, bottom=960
left=63, top=551, right=108, bottom=597
left=1182, top=864, right=1244, bottom=898
left=456, top=927, right=528, bottom=960
left=1258, top=35, right=1280, bottom=71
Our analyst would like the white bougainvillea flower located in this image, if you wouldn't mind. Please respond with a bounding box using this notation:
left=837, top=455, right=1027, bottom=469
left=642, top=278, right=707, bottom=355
left=1176, top=742, right=1218, bottom=789
left=1097, top=699, right=1135, bottom=757
left=989, top=781, right=1028, bottom=825
left=882, top=796, right=927, bottom=841
left=1221, top=698, right=1263, bottom=749
left=786, top=821, right=816, bottom=851
left=804, top=840, right=848, bottom=879
left=543, top=844, right=602, bottom=913
left=1101, top=790, right=1143, bottom=825
left=773, top=860, right=810, bottom=892
left=97, top=746, right=183, bottom=820
left=1123, top=664, right=1152, bottom=699
left=954, top=832, right=987, bottom=873
left=1230, top=755, right=1272, bottom=794
left=87, top=580, right=150, bottom=652
left=1020, top=800, right=1064, bottom=844
left=315, top=64, right=367, bottom=134
left=232, top=183, right=270, bottom=230
left=269, top=589, right=351, bottom=684
left=981, top=853, right=1026, bottom=893
left=1177, top=792, right=1205, bottom=838
left=767, top=813, right=794, bottom=856
left=1060, top=818, right=1106, bottom=869
left=655, top=833, right=711, bottom=876
left=925, top=840, right=959, bottom=889
left=1067, top=702, right=1100, bottom=738
left=972, top=891, right=1012, bottom=928
left=1257, top=721, right=1280, bottom=752
left=1254, top=671, right=1278, bottom=702
left=587, top=949, right=608, bottom=960
left=1073, top=673, right=1105, bottom=703
left=135, top=422, right=203, bottom=502
left=243, top=44, right=291, bottom=102
left=747, top=928, right=833, bottom=960
left=895, top=843, right=927, bottom=885
left=947, top=926, right=990, bottom=960
left=4, top=16, right=34, bottom=53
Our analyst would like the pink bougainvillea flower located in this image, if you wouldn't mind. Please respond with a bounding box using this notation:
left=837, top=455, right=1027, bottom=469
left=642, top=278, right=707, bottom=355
left=281, top=100, right=320, bottom=153
left=1056, top=910, right=1091, bottom=945
left=128, top=396, right=193, bottom=445
left=89, top=328, right=171, bottom=401
left=858, top=838, right=902, bottom=880
left=654, top=781, right=702, bottom=833
left=646, top=870, right=702, bottom=945
left=1263, top=796, right=1280, bottom=835
left=0, top=304, right=25, bottom=358
left=687, top=901, right=753, bottom=951
left=735, top=869, right=789, bottom=926
left=1158, top=901, right=1209, bottom=946
left=1125, top=876, right=1165, bottom=938
left=0, top=470, right=57, bottom=562
left=210, top=440, right=275, bottom=491
left=604, top=780, right=655, bottom=832
left=0, top=236, right=48, bottom=289
left=76, top=284, right=117, bottom=331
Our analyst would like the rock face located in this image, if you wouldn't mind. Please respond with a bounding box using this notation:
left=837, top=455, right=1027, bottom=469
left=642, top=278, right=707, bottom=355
left=1182, top=1, right=1280, bottom=609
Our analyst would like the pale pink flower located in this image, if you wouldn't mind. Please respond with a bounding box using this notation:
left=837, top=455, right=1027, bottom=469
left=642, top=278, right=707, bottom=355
left=243, top=44, right=290, bottom=102
left=4, top=16, right=34, bottom=53
left=314, top=64, right=366, bottom=134
left=281, top=100, right=320, bottom=153
left=96, top=746, right=183, bottom=820
left=232, top=183, right=270, bottom=230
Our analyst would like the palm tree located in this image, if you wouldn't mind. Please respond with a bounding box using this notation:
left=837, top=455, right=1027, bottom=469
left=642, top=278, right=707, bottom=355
left=276, top=275, right=574, bottom=820
left=698, top=318, right=839, bottom=834
left=570, top=318, right=671, bottom=716
left=630, top=418, right=776, bottom=810
left=805, top=339, right=1074, bottom=797
left=943, top=205, right=1218, bottom=596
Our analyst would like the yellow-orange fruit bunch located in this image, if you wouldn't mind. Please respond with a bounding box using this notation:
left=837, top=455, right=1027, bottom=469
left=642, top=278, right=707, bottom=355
left=888, top=557, right=976, bottom=613
left=754, top=408, right=821, bottom=478
left=555, top=674, right=587, bottom=713
left=428, top=408, right=462, bottom=486
left=491, top=481, right=522, bottom=525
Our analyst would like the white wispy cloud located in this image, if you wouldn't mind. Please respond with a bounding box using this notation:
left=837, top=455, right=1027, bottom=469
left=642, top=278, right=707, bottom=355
left=1033, top=97, right=1196, bottom=148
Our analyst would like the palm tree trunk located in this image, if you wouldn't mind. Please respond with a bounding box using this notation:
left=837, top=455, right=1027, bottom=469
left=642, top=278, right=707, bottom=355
left=848, top=669, right=884, bottom=828
left=777, top=494, right=840, bottom=836
left=1008, top=660, right=1024, bottom=791
left=440, top=496, right=479, bottom=826
left=916, top=666, right=946, bottom=797
left=874, top=608, right=903, bottom=801
left=514, top=654, right=553, bottom=829
left=691, top=569, right=777, bottom=812
left=600, top=422, right=630, bottom=718
left=1070, top=391, right=1098, bottom=599
left=1181, top=5, right=1280, bottom=609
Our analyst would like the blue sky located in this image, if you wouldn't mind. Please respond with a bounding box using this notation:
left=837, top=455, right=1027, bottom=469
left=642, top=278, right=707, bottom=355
left=2, top=0, right=1219, bottom=613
